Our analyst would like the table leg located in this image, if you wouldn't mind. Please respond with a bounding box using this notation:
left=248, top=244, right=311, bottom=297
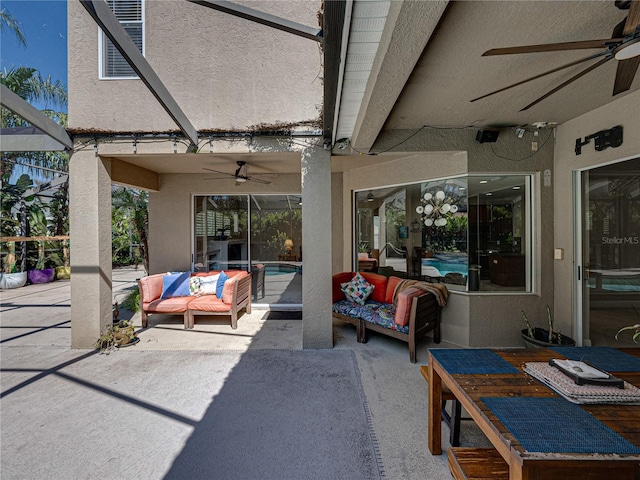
left=427, top=357, right=443, bottom=455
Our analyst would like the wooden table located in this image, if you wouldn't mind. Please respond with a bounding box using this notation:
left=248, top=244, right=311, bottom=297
left=425, top=347, right=640, bottom=480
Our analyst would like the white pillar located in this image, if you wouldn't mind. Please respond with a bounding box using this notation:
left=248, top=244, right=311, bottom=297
left=69, top=151, right=113, bottom=348
left=301, top=145, right=333, bottom=349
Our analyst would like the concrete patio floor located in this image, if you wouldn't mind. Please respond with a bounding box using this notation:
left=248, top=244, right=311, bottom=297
left=1, top=267, right=484, bottom=479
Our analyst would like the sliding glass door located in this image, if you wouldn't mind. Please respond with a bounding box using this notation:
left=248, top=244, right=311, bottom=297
left=579, top=158, right=640, bottom=346
left=250, top=195, right=302, bottom=306
left=192, top=194, right=302, bottom=307
left=193, top=195, right=249, bottom=271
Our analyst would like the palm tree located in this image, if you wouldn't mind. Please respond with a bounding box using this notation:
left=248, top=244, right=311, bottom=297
left=0, top=9, right=70, bottom=277
left=0, top=7, right=27, bottom=47
left=1, top=66, right=69, bottom=180
left=112, top=187, right=150, bottom=274
left=0, top=173, right=34, bottom=272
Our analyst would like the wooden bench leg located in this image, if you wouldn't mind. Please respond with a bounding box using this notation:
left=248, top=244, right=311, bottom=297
left=409, top=335, right=417, bottom=363
left=449, top=400, right=462, bottom=447
left=358, top=321, right=367, bottom=343
left=441, top=399, right=463, bottom=447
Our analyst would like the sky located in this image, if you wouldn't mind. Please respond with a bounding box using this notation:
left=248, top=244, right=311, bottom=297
left=1, top=0, right=68, bottom=111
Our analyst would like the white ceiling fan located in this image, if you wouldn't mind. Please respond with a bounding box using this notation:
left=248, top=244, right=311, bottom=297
left=203, top=161, right=277, bottom=185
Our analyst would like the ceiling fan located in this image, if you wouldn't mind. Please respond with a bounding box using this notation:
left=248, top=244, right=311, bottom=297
left=203, top=161, right=277, bottom=185
left=471, top=0, right=640, bottom=111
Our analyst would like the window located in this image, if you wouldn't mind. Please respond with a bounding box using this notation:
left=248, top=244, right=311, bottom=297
left=99, top=0, right=144, bottom=79
left=354, top=174, right=532, bottom=293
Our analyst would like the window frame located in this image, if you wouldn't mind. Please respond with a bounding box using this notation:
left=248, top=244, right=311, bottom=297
left=353, top=173, right=534, bottom=294
left=98, top=0, right=145, bottom=80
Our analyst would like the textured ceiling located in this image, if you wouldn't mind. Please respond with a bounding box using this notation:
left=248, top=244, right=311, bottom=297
left=385, top=1, right=637, bottom=131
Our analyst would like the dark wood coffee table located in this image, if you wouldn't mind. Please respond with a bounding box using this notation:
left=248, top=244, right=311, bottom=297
left=425, top=347, right=640, bottom=480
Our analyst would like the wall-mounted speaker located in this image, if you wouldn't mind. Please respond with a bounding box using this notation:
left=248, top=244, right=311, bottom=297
left=475, top=129, right=499, bottom=143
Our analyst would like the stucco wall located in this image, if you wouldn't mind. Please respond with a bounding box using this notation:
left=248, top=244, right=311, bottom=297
left=339, top=128, right=556, bottom=347
left=553, top=90, right=640, bottom=343
left=149, top=171, right=302, bottom=274
left=331, top=172, right=344, bottom=274
left=69, top=151, right=114, bottom=348
left=68, top=0, right=322, bottom=131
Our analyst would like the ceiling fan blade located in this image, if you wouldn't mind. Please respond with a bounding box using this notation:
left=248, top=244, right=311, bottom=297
left=520, top=56, right=613, bottom=111
left=483, top=39, right=623, bottom=56
left=623, top=0, right=640, bottom=35
left=248, top=177, right=272, bottom=184
left=470, top=51, right=609, bottom=102
left=203, top=167, right=233, bottom=176
left=613, top=56, right=640, bottom=95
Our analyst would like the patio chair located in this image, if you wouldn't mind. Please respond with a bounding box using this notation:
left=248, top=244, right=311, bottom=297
left=251, top=264, right=265, bottom=301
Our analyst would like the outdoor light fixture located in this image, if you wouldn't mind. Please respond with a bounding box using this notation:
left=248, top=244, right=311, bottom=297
left=367, top=191, right=374, bottom=202
left=93, top=142, right=98, bottom=157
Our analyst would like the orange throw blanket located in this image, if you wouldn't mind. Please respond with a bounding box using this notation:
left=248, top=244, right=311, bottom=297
left=392, top=280, right=449, bottom=307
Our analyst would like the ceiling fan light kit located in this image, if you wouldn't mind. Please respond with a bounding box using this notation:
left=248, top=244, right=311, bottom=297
left=614, top=37, right=640, bottom=59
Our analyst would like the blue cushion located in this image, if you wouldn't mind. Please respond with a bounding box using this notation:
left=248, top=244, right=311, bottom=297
left=161, top=272, right=191, bottom=299
left=216, top=271, right=229, bottom=298
left=332, top=299, right=409, bottom=334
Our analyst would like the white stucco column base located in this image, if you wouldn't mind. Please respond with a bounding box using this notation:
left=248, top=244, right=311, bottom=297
left=301, top=145, right=333, bottom=349
left=69, top=151, right=113, bottom=348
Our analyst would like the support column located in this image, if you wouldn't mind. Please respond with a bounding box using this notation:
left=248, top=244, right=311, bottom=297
left=301, top=145, right=333, bottom=349
left=69, top=151, right=113, bottom=348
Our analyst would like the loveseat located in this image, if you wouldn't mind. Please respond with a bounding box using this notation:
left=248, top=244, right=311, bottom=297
left=332, top=272, right=443, bottom=363
left=139, top=270, right=251, bottom=329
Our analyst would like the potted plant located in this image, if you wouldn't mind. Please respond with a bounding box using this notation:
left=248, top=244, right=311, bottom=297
left=521, top=305, right=575, bottom=348
left=55, top=240, right=70, bottom=280
left=358, top=242, right=370, bottom=258
left=94, top=319, right=139, bottom=353
left=1, top=175, right=32, bottom=289
left=26, top=204, right=56, bottom=284
left=50, top=181, right=70, bottom=280
left=0, top=241, right=28, bottom=289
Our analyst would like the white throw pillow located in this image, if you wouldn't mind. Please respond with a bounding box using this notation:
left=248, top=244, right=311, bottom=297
left=199, top=274, right=220, bottom=296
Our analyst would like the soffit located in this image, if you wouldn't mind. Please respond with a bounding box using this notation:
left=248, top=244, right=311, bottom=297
left=334, top=0, right=390, bottom=142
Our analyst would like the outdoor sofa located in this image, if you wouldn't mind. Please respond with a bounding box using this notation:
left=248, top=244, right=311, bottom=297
left=332, top=271, right=443, bottom=363
left=139, top=270, right=251, bottom=329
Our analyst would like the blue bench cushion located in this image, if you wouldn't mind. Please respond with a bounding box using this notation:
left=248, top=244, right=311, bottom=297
left=332, top=299, right=409, bottom=334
